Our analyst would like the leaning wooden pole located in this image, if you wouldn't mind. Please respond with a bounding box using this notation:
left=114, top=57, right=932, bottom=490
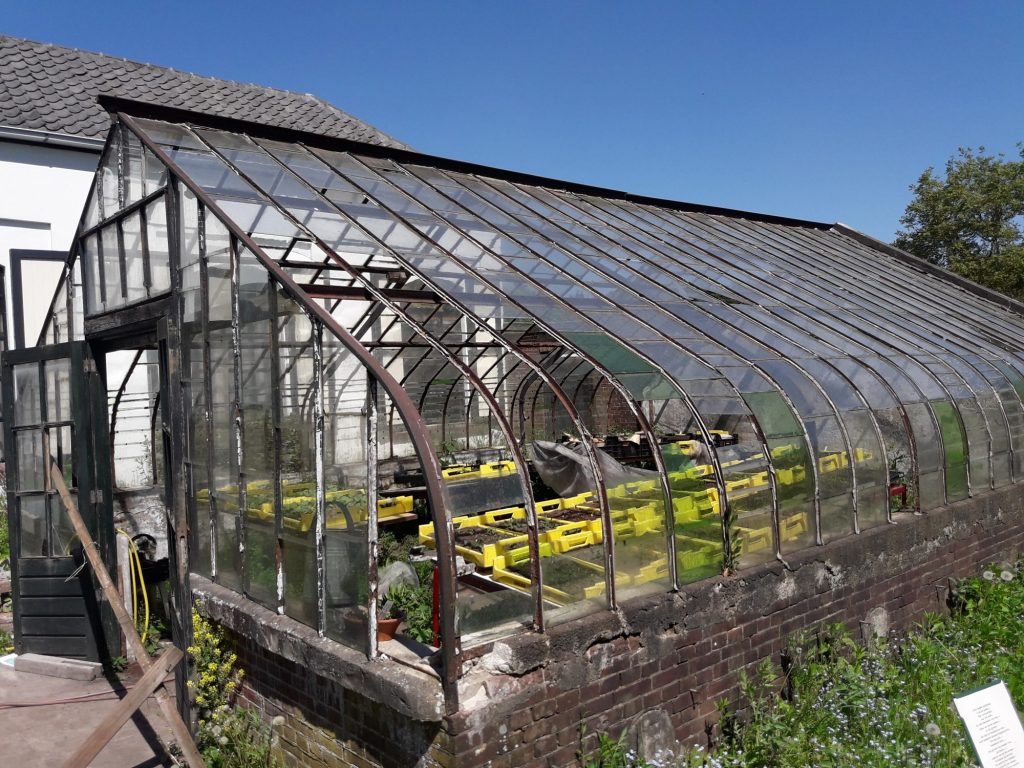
left=45, top=444, right=205, bottom=768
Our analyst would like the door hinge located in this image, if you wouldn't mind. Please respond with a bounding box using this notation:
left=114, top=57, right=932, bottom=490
left=83, top=358, right=98, bottom=375
left=90, top=489, right=104, bottom=505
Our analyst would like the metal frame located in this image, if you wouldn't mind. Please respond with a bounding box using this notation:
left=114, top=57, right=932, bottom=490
left=26, top=101, right=1024, bottom=712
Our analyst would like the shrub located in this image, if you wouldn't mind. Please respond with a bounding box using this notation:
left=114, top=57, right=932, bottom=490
left=188, top=606, right=277, bottom=768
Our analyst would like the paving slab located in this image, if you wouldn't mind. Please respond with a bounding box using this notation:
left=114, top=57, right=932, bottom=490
left=0, top=659, right=176, bottom=767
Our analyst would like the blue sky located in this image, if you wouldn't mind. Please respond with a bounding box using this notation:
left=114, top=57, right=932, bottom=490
left=6, top=1, right=1023, bottom=240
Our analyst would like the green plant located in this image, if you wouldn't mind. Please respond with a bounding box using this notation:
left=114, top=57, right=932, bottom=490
left=144, top=617, right=169, bottom=656
left=385, top=582, right=433, bottom=644
left=436, top=438, right=461, bottom=468
left=578, top=726, right=656, bottom=768
left=108, top=655, right=128, bottom=673
left=686, top=562, right=1024, bottom=767
left=188, top=605, right=278, bottom=768
left=720, top=500, right=742, bottom=575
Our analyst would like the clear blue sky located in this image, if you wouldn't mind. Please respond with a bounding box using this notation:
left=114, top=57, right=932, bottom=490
left=5, top=1, right=1023, bottom=240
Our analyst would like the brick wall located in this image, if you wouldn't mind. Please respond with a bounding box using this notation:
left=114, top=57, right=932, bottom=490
left=230, top=633, right=447, bottom=768
left=203, top=485, right=1024, bottom=768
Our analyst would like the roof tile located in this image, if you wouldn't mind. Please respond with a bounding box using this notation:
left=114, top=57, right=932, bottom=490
left=0, top=35, right=405, bottom=148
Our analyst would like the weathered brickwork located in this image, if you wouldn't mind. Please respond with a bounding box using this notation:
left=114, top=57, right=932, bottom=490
left=207, top=486, right=1024, bottom=767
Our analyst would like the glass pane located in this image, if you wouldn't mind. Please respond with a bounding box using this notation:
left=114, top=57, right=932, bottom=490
left=19, top=495, right=47, bottom=557
left=237, top=251, right=276, bottom=609
left=931, top=400, right=968, bottom=502
left=45, top=359, right=72, bottom=423
left=322, top=329, right=369, bottom=654
left=83, top=233, right=104, bottom=315
left=652, top=400, right=729, bottom=578
left=206, top=213, right=241, bottom=588
left=13, top=363, right=41, bottom=426
left=101, top=225, right=123, bottom=309
left=16, top=429, right=44, bottom=491
left=146, top=198, right=171, bottom=294
left=122, top=212, right=146, bottom=303
left=278, top=290, right=318, bottom=626
left=843, top=410, right=888, bottom=530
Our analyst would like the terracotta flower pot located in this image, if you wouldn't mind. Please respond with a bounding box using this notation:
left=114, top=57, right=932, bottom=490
left=377, top=617, right=401, bottom=641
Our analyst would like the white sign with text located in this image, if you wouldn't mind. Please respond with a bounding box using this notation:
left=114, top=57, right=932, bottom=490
left=954, top=681, right=1024, bottom=768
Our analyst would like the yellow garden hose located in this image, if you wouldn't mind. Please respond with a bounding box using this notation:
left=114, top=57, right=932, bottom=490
left=116, top=530, right=150, bottom=645
left=63, top=529, right=151, bottom=645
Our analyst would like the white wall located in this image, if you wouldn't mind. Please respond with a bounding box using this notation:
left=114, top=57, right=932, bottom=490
left=0, top=140, right=98, bottom=347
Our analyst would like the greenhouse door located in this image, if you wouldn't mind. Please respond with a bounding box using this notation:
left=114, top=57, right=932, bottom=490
left=2, top=341, right=115, bottom=660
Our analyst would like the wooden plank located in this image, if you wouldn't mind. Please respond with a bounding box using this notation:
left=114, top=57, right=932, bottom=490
left=20, top=617, right=91, bottom=635
left=16, top=557, right=79, bottom=576
left=16, top=636, right=90, bottom=658
left=17, top=577, right=85, bottom=597
left=17, top=596, right=92, bottom=616
left=46, top=453, right=205, bottom=768
left=63, top=647, right=183, bottom=768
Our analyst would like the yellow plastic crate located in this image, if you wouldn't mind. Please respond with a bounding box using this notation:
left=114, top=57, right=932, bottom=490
left=534, top=498, right=564, bottom=516
left=780, top=511, right=809, bottom=541
left=677, top=541, right=720, bottom=571
left=819, top=453, right=844, bottom=473
left=492, top=562, right=576, bottom=605
left=776, top=467, right=808, bottom=487
left=378, top=495, right=414, bottom=518
left=492, top=541, right=554, bottom=570
left=479, top=460, right=516, bottom=477
left=771, top=443, right=799, bottom=459
left=853, top=447, right=874, bottom=462
left=725, top=477, right=754, bottom=493
left=737, top=525, right=772, bottom=553
left=634, top=557, right=670, bottom=585
left=546, top=522, right=598, bottom=554
left=560, top=492, right=595, bottom=509
left=438, top=464, right=472, bottom=480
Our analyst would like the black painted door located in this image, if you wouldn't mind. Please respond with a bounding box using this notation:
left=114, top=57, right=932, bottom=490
left=2, top=341, right=115, bottom=660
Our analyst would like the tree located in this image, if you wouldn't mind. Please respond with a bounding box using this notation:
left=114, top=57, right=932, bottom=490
left=894, top=145, right=1024, bottom=300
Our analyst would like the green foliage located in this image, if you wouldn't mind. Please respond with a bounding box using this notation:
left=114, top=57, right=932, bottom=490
left=720, top=502, right=742, bottom=575
left=108, top=655, right=128, bottom=673
left=144, top=617, right=169, bottom=656
left=690, top=563, right=1024, bottom=767
left=189, top=605, right=278, bottom=768
left=377, top=532, right=435, bottom=643
left=385, top=582, right=433, bottom=643
left=579, top=728, right=648, bottom=768
left=894, top=144, right=1024, bottom=300
left=0, top=628, right=13, bottom=655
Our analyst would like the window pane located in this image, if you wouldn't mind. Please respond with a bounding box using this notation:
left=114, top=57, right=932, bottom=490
left=147, top=198, right=171, bottom=294
left=322, top=330, right=369, bottom=654
left=237, top=251, right=276, bottom=610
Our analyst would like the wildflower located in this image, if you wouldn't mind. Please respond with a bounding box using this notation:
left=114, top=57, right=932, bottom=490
left=218, top=736, right=229, bottom=746
left=1001, top=570, right=1014, bottom=582
left=925, top=722, right=941, bottom=738
left=983, top=570, right=996, bottom=581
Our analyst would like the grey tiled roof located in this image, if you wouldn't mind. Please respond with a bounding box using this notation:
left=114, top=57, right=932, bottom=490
left=0, top=35, right=405, bottom=147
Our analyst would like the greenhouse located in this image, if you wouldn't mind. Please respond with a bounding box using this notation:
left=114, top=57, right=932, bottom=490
left=8, top=100, right=1024, bottom=715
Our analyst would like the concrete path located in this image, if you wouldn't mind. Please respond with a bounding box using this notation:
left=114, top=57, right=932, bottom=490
left=0, top=659, right=176, bottom=767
